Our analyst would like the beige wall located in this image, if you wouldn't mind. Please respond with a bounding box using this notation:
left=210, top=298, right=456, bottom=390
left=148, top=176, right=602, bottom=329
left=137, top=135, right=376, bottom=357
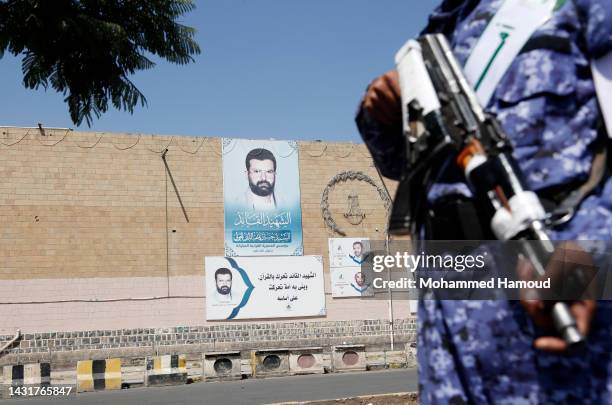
left=0, top=128, right=409, bottom=334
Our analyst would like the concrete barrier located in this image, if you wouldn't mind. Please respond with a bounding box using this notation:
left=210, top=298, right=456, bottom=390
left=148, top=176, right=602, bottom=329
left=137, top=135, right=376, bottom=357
left=365, top=350, right=407, bottom=369
left=203, top=351, right=242, bottom=381
left=76, top=359, right=121, bottom=392
left=332, top=344, right=366, bottom=372
left=1, top=363, right=52, bottom=398
left=3, top=363, right=51, bottom=387
left=289, top=347, right=324, bottom=375
left=145, top=354, right=187, bottom=387
left=252, top=348, right=289, bottom=378
left=405, top=342, right=417, bottom=368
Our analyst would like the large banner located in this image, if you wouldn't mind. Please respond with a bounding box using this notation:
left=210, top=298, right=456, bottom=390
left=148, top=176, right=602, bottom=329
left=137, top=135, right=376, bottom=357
left=205, top=256, right=325, bottom=320
left=222, top=139, right=303, bottom=256
left=328, top=238, right=373, bottom=297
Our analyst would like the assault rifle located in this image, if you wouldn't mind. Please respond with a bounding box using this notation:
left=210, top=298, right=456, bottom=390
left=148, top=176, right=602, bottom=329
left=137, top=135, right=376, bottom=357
left=389, top=34, right=584, bottom=348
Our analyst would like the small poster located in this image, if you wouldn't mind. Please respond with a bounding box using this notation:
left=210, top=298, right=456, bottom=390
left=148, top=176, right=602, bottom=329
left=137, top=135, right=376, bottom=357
left=328, top=238, right=373, bottom=297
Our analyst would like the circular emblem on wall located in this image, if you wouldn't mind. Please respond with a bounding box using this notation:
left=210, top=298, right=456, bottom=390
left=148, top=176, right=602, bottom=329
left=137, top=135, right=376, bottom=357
left=320, top=171, right=391, bottom=236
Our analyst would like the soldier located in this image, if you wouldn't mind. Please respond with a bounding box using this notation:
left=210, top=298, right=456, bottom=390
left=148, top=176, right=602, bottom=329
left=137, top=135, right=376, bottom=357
left=357, top=0, right=612, bottom=403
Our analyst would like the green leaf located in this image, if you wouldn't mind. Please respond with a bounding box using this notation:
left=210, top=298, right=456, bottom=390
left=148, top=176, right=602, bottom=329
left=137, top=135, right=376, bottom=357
left=0, top=0, right=201, bottom=126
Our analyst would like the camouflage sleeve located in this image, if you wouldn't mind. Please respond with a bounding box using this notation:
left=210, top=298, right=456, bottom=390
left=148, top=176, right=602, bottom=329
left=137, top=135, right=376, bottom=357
left=355, top=102, right=405, bottom=181
left=420, top=0, right=479, bottom=39
left=574, top=0, right=612, bottom=58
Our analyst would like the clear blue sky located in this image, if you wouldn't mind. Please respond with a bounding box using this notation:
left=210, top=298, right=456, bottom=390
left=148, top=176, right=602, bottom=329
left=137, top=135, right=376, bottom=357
left=0, top=0, right=439, bottom=142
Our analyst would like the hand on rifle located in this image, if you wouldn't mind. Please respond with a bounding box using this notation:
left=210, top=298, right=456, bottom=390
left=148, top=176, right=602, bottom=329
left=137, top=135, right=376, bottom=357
left=362, top=70, right=402, bottom=128
left=518, top=241, right=597, bottom=352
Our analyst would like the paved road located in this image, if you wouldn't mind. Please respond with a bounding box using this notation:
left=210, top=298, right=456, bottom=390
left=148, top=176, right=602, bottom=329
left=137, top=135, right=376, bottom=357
left=2, top=369, right=417, bottom=405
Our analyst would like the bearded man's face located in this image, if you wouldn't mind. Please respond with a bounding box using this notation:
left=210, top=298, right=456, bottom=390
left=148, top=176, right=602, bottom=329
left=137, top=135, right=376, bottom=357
left=247, top=159, right=276, bottom=197
left=216, top=274, right=232, bottom=295
left=355, top=272, right=365, bottom=287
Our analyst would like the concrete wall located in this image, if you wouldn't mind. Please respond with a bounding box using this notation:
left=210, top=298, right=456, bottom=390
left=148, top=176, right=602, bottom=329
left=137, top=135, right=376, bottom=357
left=0, top=127, right=414, bottom=357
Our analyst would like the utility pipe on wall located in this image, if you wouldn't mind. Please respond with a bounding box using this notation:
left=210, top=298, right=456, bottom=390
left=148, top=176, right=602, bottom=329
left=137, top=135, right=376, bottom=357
left=0, top=329, right=21, bottom=355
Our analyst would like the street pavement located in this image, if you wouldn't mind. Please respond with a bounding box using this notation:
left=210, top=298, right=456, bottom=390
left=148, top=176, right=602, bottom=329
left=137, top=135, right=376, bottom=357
left=2, top=369, right=417, bottom=405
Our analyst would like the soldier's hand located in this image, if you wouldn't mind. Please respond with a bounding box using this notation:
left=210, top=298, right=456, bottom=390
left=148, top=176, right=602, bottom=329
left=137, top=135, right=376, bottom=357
left=518, top=242, right=597, bottom=352
left=362, top=70, right=402, bottom=128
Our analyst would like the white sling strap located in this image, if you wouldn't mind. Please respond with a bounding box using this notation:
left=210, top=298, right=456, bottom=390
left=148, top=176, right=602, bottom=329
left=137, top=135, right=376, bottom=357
left=463, top=0, right=558, bottom=106
left=592, top=52, right=612, bottom=138
left=463, top=0, right=612, bottom=138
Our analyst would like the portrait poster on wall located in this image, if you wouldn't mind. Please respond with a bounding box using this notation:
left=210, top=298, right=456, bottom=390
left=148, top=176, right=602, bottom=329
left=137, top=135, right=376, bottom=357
left=222, top=138, right=303, bottom=256
left=328, top=238, right=373, bottom=297
left=205, top=256, right=326, bottom=320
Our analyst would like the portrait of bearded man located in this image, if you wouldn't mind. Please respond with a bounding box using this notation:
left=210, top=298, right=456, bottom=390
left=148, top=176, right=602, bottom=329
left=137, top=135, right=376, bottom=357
left=240, top=148, right=282, bottom=211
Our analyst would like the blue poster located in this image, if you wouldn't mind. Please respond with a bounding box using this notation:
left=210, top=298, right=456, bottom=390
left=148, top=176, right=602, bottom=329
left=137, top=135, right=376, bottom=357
left=223, top=139, right=303, bottom=256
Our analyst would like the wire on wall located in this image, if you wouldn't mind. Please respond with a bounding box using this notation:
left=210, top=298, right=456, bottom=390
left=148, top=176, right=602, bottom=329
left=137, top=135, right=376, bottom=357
left=146, top=135, right=174, bottom=153
left=36, top=129, right=71, bottom=146
left=178, top=136, right=206, bottom=154
left=0, top=296, right=206, bottom=305
left=75, top=132, right=105, bottom=149
left=163, top=149, right=170, bottom=297
left=0, top=126, right=375, bottom=162
left=334, top=142, right=354, bottom=158
left=112, top=133, right=141, bottom=150
left=305, top=143, right=327, bottom=157
left=0, top=128, right=31, bottom=146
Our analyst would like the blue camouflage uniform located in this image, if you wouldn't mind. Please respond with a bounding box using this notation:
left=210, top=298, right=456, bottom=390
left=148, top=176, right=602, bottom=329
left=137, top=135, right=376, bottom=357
left=357, top=0, right=612, bottom=403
